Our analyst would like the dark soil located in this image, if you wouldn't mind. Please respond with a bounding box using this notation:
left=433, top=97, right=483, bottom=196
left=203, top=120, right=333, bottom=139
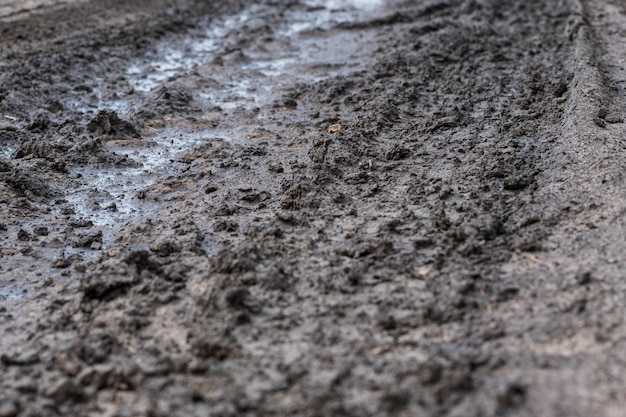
left=1, top=0, right=625, bottom=416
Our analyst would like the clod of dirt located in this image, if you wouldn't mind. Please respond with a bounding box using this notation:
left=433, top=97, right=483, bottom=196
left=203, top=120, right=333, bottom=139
left=1, top=166, right=52, bottom=198
left=133, top=85, right=200, bottom=120
left=17, top=228, right=32, bottom=241
left=87, top=110, right=140, bottom=140
left=72, top=230, right=103, bottom=249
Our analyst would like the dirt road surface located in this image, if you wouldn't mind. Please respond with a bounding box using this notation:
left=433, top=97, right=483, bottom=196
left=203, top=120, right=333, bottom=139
left=1, top=0, right=625, bottom=415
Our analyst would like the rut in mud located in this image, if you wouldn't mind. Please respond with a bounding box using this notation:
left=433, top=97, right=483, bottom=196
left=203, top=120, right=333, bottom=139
left=0, top=0, right=625, bottom=416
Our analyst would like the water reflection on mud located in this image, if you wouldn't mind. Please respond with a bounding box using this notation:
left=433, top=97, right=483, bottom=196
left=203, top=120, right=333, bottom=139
left=65, top=0, right=383, bottom=246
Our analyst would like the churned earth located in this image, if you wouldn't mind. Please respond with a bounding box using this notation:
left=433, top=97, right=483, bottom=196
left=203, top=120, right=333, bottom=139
left=0, top=0, right=625, bottom=415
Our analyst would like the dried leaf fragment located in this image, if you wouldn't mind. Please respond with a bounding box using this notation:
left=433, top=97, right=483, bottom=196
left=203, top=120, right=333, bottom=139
left=327, top=123, right=342, bottom=133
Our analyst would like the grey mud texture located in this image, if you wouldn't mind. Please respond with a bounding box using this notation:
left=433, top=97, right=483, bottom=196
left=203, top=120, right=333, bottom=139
left=0, top=0, right=625, bottom=416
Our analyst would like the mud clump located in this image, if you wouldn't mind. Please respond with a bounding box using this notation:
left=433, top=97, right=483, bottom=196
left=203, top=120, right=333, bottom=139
left=87, top=110, right=140, bottom=140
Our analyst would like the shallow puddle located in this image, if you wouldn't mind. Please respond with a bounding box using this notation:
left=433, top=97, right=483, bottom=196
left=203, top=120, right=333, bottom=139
left=124, top=0, right=383, bottom=110
left=0, top=142, right=17, bottom=158
left=62, top=0, right=383, bottom=249
left=0, top=284, right=25, bottom=301
left=66, top=128, right=218, bottom=227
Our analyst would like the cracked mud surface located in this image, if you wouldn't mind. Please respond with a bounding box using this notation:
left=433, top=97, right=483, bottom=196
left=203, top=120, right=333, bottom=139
left=0, top=0, right=625, bottom=415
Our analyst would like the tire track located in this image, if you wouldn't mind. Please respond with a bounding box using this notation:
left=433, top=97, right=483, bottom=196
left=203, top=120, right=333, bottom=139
left=481, top=1, right=626, bottom=415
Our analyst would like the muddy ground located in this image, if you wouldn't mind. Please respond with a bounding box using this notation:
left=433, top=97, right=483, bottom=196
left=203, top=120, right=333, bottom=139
left=0, top=0, right=625, bottom=415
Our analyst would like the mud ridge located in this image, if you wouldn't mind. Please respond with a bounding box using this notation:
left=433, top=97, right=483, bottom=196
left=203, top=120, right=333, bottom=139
left=565, top=0, right=618, bottom=132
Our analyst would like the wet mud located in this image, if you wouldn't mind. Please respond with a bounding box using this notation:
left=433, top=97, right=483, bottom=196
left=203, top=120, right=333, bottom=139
left=1, top=0, right=625, bottom=415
